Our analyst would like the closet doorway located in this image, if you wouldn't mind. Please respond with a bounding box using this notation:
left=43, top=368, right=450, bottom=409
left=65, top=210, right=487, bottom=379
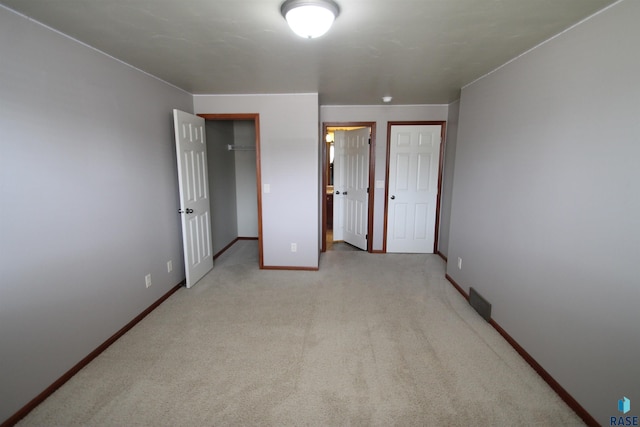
left=199, top=114, right=263, bottom=267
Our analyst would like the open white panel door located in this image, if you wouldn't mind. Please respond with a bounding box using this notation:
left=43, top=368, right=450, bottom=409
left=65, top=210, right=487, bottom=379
left=173, top=109, right=213, bottom=288
left=332, top=131, right=346, bottom=242
left=387, top=125, right=441, bottom=253
left=343, top=128, right=369, bottom=250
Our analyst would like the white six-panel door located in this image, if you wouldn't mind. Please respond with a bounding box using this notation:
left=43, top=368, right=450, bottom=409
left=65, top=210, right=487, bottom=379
left=173, top=109, right=213, bottom=288
left=387, top=125, right=442, bottom=253
left=343, top=128, right=370, bottom=250
left=332, top=131, right=346, bottom=242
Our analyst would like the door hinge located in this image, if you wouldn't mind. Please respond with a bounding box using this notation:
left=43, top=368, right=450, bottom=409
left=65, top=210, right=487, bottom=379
left=366, top=234, right=368, bottom=240
left=367, top=187, right=369, bottom=193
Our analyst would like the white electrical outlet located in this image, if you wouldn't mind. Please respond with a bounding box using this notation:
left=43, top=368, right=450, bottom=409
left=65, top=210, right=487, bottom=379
left=291, top=243, right=297, bottom=252
left=457, top=257, right=462, bottom=270
left=145, top=274, right=152, bottom=288
left=167, top=260, right=173, bottom=273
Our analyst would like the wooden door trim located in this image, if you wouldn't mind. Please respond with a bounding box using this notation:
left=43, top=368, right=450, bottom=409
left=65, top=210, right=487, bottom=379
left=198, top=113, right=264, bottom=269
left=384, top=121, right=446, bottom=253
left=322, top=122, right=376, bottom=253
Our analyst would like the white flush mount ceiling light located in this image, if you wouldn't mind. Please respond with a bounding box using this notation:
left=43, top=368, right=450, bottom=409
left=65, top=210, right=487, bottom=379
left=281, top=0, right=340, bottom=39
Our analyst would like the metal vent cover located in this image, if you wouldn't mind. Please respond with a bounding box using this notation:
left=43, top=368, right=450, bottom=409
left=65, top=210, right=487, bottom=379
left=469, top=287, right=492, bottom=322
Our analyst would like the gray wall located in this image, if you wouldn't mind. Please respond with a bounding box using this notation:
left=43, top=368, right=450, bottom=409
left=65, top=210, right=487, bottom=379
left=206, top=121, right=238, bottom=254
left=0, top=6, right=192, bottom=422
left=447, top=1, right=639, bottom=424
left=320, top=105, right=449, bottom=251
left=194, top=94, right=319, bottom=268
left=234, top=121, right=258, bottom=237
left=437, top=100, right=459, bottom=257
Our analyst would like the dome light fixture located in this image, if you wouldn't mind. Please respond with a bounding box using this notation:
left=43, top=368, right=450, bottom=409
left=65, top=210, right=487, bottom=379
left=281, top=0, right=340, bottom=39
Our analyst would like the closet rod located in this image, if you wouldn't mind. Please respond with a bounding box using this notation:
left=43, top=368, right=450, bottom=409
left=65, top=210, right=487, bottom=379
left=227, top=144, right=255, bottom=151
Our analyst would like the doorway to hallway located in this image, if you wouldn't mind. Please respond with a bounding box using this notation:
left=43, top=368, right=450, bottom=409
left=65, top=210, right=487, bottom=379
left=322, top=122, right=376, bottom=252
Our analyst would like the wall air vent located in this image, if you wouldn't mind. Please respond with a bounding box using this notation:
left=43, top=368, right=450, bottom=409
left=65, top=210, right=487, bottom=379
left=469, top=287, right=492, bottom=322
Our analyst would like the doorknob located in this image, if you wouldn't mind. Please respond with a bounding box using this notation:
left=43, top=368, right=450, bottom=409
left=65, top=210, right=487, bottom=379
left=186, top=208, right=194, bottom=214
left=178, top=209, right=184, bottom=214
left=335, top=191, right=340, bottom=195
left=343, top=191, right=348, bottom=195
left=390, top=195, right=395, bottom=200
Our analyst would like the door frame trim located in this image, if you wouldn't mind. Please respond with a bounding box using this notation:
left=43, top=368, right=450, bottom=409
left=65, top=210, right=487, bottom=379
left=321, top=122, right=376, bottom=253
left=383, top=121, right=446, bottom=253
left=198, top=113, right=264, bottom=268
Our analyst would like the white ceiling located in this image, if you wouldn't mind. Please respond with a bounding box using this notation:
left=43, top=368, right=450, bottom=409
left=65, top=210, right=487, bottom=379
left=1, top=0, right=616, bottom=105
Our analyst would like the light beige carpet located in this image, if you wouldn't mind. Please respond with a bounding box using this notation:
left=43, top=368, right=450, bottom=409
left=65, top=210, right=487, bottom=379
left=18, top=241, right=584, bottom=426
